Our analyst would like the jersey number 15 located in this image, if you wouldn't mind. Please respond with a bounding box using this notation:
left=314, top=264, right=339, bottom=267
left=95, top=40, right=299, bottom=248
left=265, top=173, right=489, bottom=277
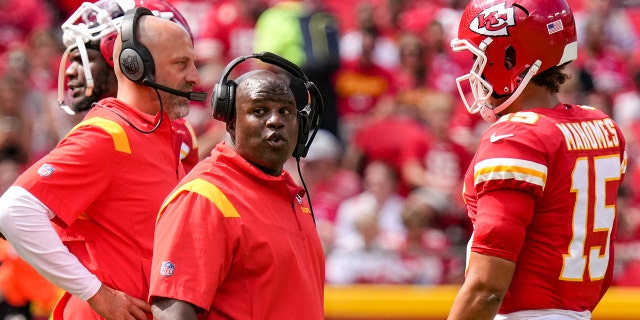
left=561, top=155, right=622, bottom=281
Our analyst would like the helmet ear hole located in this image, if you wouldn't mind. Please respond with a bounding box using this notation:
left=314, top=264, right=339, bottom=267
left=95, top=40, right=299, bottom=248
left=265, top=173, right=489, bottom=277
left=100, top=32, right=118, bottom=68
left=505, top=46, right=516, bottom=71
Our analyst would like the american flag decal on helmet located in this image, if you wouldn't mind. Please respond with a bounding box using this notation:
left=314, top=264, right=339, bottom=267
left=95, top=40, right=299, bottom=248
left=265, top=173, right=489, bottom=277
left=547, top=20, right=564, bottom=34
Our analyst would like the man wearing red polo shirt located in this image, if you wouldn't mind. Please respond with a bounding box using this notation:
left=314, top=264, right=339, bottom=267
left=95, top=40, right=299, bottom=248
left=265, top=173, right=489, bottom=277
left=150, top=65, right=324, bottom=319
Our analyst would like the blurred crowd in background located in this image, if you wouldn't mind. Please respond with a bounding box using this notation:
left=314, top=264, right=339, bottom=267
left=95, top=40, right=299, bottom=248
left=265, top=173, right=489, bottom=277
left=2, top=0, right=640, bottom=318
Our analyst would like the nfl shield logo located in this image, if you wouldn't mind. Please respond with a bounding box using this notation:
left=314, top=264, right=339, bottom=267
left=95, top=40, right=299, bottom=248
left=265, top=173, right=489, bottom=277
left=37, top=164, right=54, bottom=177
left=122, top=55, right=140, bottom=75
left=160, top=261, right=175, bottom=277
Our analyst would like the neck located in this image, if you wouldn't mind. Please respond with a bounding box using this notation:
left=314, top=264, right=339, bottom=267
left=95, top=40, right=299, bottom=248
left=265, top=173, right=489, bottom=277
left=502, top=84, right=560, bottom=115
left=116, top=83, right=161, bottom=116
left=255, top=164, right=283, bottom=176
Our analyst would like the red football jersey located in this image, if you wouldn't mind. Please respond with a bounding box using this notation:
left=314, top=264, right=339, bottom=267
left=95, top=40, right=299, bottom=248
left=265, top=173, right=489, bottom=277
left=464, top=104, right=626, bottom=313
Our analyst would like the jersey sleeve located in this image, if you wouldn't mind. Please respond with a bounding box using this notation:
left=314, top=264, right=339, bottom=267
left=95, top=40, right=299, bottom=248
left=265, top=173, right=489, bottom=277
left=150, top=180, right=238, bottom=312
left=469, top=118, right=550, bottom=261
left=472, top=120, right=549, bottom=199
left=471, top=188, right=535, bottom=261
left=14, top=120, right=117, bottom=227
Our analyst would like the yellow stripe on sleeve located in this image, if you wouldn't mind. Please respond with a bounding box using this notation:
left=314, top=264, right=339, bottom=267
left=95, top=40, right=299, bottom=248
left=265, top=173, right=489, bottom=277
left=67, top=117, right=131, bottom=154
left=474, top=158, right=548, bottom=188
left=158, top=178, right=240, bottom=222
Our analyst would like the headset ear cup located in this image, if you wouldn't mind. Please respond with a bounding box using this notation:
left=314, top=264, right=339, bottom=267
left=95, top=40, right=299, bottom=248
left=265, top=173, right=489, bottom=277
left=212, top=83, right=223, bottom=121
left=225, top=80, right=236, bottom=122
left=119, top=48, right=145, bottom=82
left=295, top=81, right=324, bottom=158
left=120, top=44, right=155, bottom=83
left=294, top=110, right=311, bottom=158
left=212, top=80, right=236, bottom=123
left=136, top=44, right=155, bottom=82
left=118, top=8, right=155, bottom=83
left=100, top=33, right=117, bottom=68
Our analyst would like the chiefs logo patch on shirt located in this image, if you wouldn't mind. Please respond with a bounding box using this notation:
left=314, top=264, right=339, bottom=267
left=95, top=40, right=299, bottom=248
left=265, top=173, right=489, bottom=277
left=37, top=164, right=55, bottom=177
left=160, top=261, right=175, bottom=277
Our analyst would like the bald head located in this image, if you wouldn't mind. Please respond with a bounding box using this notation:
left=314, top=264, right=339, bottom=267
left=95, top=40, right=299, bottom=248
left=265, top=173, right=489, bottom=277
left=113, top=13, right=198, bottom=117
left=113, top=14, right=192, bottom=81
left=235, top=70, right=294, bottom=103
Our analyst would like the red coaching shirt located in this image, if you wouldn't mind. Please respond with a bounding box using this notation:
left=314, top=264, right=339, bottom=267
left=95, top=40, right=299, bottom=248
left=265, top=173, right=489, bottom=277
left=15, top=97, right=185, bottom=319
left=464, top=104, right=626, bottom=314
left=150, top=143, right=325, bottom=319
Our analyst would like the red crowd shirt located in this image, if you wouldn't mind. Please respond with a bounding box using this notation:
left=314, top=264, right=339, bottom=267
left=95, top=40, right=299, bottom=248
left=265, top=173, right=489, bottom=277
left=464, top=104, right=626, bottom=313
left=352, top=115, right=433, bottom=196
left=150, top=143, right=325, bottom=319
left=197, top=0, right=259, bottom=69
left=15, top=97, right=184, bottom=319
left=334, top=59, right=396, bottom=118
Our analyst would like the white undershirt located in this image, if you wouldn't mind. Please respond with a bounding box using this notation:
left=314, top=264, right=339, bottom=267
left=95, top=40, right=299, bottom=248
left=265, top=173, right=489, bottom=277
left=0, top=186, right=101, bottom=300
left=496, top=309, right=592, bottom=320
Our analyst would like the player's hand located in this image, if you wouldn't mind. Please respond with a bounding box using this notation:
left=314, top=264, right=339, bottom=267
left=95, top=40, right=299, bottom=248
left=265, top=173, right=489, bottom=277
left=87, top=284, right=152, bottom=320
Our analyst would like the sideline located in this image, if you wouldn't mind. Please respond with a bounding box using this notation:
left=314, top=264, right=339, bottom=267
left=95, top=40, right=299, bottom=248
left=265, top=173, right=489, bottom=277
left=325, top=285, right=640, bottom=320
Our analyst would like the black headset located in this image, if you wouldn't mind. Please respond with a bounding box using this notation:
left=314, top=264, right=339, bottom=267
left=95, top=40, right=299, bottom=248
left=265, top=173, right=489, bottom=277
left=118, top=7, right=155, bottom=83
left=118, top=7, right=206, bottom=101
left=212, top=52, right=324, bottom=158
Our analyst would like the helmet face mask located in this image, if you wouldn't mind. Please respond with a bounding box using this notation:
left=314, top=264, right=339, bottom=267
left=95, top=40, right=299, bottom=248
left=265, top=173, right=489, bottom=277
left=450, top=0, right=578, bottom=122
left=61, top=0, right=130, bottom=49
left=451, top=37, right=494, bottom=115
left=57, top=0, right=192, bottom=114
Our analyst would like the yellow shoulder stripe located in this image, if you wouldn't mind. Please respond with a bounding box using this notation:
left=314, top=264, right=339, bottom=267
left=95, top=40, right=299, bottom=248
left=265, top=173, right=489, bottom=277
left=67, top=117, right=131, bottom=154
left=158, top=178, right=240, bottom=222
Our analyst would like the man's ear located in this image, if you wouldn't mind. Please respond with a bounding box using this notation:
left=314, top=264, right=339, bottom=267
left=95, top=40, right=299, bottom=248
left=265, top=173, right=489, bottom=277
left=226, top=119, right=236, bottom=140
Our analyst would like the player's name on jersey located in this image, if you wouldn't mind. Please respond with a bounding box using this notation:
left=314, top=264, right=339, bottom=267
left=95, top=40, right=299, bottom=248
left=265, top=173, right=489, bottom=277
left=556, top=118, right=620, bottom=151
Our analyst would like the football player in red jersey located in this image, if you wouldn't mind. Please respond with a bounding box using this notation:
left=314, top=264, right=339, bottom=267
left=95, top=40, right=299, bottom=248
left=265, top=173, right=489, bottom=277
left=447, top=0, right=627, bottom=319
left=57, top=0, right=200, bottom=172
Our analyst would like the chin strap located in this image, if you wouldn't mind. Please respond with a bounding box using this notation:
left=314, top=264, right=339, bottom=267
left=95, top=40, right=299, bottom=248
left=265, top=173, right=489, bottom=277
left=57, top=36, right=95, bottom=115
left=480, top=60, right=542, bottom=123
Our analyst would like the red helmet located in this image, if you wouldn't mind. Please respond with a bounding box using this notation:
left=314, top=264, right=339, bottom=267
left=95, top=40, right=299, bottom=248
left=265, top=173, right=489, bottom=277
left=58, top=0, right=193, bottom=113
left=133, top=0, right=192, bottom=41
left=450, top=0, right=577, bottom=122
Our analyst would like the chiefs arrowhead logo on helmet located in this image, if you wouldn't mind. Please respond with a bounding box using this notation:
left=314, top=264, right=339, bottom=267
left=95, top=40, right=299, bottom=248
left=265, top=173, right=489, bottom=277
left=470, top=2, right=515, bottom=36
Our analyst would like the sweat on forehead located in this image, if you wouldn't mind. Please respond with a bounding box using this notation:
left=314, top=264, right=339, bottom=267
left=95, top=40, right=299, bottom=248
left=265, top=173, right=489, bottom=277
left=236, top=71, right=294, bottom=100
